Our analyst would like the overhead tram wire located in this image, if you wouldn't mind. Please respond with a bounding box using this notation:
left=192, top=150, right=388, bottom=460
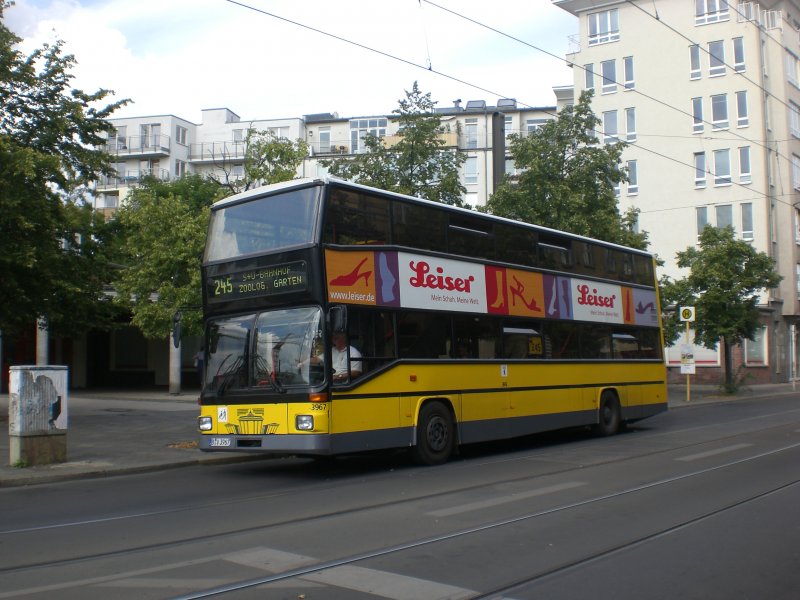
left=224, top=0, right=786, bottom=213
left=420, top=0, right=800, bottom=213
left=223, top=0, right=527, bottom=110
left=422, top=0, right=793, bottom=178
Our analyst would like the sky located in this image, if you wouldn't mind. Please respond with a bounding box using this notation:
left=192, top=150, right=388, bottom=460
left=6, top=0, right=577, bottom=124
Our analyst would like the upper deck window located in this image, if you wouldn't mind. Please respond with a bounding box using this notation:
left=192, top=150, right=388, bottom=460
left=205, top=187, right=319, bottom=262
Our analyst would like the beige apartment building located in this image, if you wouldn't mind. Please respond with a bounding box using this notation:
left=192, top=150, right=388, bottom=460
left=555, top=0, right=800, bottom=383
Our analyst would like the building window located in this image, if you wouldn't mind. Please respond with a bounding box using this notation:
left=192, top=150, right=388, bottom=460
left=741, top=202, right=753, bottom=240
left=601, top=59, right=617, bottom=94
left=690, top=44, right=701, bottom=79
left=175, top=125, right=187, bottom=146
left=733, top=37, right=745, bottom=72
left=603, top=110, right=618, bottom=144
left=790, top=102, right=800, bottom=138
left=623, top=56, right=635, bottom=89
left=736, top=91, right=748, bottom=127
left=709, top=40, right=725, bottom=76
left=526, top=119, right=548, bottom=135
left=716, top=204, right=733, bottom=229
left=585, top=63, right=594, bottom=90
left=588, top=8, right=619, bottom=45
left=787, top=51, right=800, bottom=88
left=625, top=107, right=637, bottom=142
left=793, top=155, right=800, bottom=190
left=504, top=115, right=513, bottom=140
left=465, top=156, right=478, bottom=185
left=713, top=149, right=731, bottom=185
left=697, top=206, right=709, bottom=239
left=627, top=159, right=638, bottom=194
left=174, top=159, right=186, bottom=178
left=232, top=129, right=243, bottom=142
left=465, top=118, right=478, bottom=149
left=744, top=325, right=767, bottom=366
left=695, top=0, right=730, bottom=25
left=692, top=97, right=704, bottom=133
left=505, top=158, right=517, bottom=176
left=739, top=146, right=751, bottom=184
left=350, top=118, right=387, bottom=153
left=695, top=152, right=707, bottom=187
left=796, top=209, right=800, bottom=244
left=711, top=94, right=729, bottom=129
left=319, top=127, right=331, bottom=153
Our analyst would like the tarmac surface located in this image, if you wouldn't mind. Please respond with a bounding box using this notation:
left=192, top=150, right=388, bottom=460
left=2, top=382, right=799, bottom=487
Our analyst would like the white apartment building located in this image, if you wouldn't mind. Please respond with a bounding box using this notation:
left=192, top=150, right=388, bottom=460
left=97, top=93, right=570, bottom=213
left=555, top=0, right=800, bottom=382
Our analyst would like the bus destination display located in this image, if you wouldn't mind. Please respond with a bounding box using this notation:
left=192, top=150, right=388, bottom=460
left=207, top=261, right=307, bottom=302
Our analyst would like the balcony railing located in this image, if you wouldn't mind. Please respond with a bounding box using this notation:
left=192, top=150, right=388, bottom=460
left=95, top=168, right=170, bottom=190
left=104, top=134, right=171, bottom=155
left=189, top=141, right=247, bottom=162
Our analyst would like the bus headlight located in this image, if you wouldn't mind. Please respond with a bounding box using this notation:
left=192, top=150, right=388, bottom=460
left=198, top=416, right=213, bottom=431
left=296, top=415, right=314, bottom=431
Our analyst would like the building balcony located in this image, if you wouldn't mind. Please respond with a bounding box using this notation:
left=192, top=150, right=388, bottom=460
left=104, top=134, right=171, bottom=158
left=95, top=168, right=171, bottom=190
left=309, top=142, right=349, bottom=156
left=189, top=141, right=247, bottom=164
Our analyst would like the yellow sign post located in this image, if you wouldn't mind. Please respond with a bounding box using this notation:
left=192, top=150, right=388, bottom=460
left=679, top=306, right=696, bottom=402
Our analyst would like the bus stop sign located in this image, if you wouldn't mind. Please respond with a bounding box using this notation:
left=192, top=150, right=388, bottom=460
left=679, top=306, right=696, bottom=322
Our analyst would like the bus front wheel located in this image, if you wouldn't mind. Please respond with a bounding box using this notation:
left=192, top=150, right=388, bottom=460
left=412, top=401, right=454, bottom=465
left=595, top=391, right=621, bottom=437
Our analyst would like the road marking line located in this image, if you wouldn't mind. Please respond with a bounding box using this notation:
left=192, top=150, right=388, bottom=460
left=676, top=443, right=753, bottom=462
left=427, top=481, right=587, bottom=517
left=303, top=565, right=478, bottom=600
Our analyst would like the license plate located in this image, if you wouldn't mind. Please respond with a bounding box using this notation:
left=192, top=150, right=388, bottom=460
left=209, top=437, right=232, bottom=447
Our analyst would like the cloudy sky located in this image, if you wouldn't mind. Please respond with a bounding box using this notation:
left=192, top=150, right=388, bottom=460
left=6, top=0, right=577, bottom=123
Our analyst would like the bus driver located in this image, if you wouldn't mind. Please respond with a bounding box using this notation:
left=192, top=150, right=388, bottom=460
left=300, top=331, right=362, bottom=382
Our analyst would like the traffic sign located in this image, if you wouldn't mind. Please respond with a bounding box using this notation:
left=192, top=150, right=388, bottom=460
left=679, top=306, right=696, bottom=322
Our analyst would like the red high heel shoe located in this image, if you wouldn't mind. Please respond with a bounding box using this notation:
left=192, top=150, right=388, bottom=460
left=510, top=276, right=542, bottom=312
left=330, top=257, right=372, bottom=286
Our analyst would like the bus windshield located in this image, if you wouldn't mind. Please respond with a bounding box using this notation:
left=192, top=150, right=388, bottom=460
left=206, top=306, right=324, bottom=395
left=205, top=186, right=319, bottom=262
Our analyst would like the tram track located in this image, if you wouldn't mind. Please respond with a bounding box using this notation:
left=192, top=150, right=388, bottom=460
left=2, top=411, right=800, bottom=598
left=166, top=440, right=800, bottom=599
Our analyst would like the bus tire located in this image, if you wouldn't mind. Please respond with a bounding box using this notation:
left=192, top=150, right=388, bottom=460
left=412, top=401, right=454, bottom=465
left=595, top=391, right=621, bottom=437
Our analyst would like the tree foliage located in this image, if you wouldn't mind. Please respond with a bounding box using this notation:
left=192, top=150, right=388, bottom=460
left=324, top=81, right=466, bottom=206
left=661, top=226, right=781, bottom=390
left=485, top=90, right=648, bottom=250
left=112, top=176, right=221, bottom=339
left=0, top=5, right=128, bottom=334
left=208, top=127, right=308, bottom=195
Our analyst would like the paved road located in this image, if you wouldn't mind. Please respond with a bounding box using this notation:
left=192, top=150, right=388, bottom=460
left=2, top=390, right=798, bottom=599
left=1, top=383, right=798, bottom=487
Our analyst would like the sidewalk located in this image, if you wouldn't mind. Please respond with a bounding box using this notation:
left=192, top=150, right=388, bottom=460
left=1, top=383, right=798, bottom=488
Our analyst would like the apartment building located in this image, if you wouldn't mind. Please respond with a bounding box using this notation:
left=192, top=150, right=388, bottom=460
left=98, top=93, right=570, bottom=213
left=555, top=0, right=800, bottom=382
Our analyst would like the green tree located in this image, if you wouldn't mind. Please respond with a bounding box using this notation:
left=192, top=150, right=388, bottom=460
left=661, top=226, right=781, bottom=392
left=209, top=127, right=308, bottom=195
left=0, top=4, right=127, bottom=335
left=324, top=81, right=466, bottom=206
left=485, top=90, right=648, bottom=249
left=112, top=175, right=221, bottom=339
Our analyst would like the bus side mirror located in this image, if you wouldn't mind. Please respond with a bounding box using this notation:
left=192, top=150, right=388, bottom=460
left=329, top=305, right=347, bottom=334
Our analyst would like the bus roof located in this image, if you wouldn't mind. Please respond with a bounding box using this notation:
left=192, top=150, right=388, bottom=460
left=211, top=177, right=655, bottom=258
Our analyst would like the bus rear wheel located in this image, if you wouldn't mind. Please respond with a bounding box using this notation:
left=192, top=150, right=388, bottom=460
left=595, top=391, right=621, bottom=437
left=412, top=401, right=454, bottom=465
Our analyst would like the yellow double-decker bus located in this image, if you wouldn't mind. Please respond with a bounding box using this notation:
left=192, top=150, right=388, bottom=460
left=197, top=178, right=667, bottom=464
